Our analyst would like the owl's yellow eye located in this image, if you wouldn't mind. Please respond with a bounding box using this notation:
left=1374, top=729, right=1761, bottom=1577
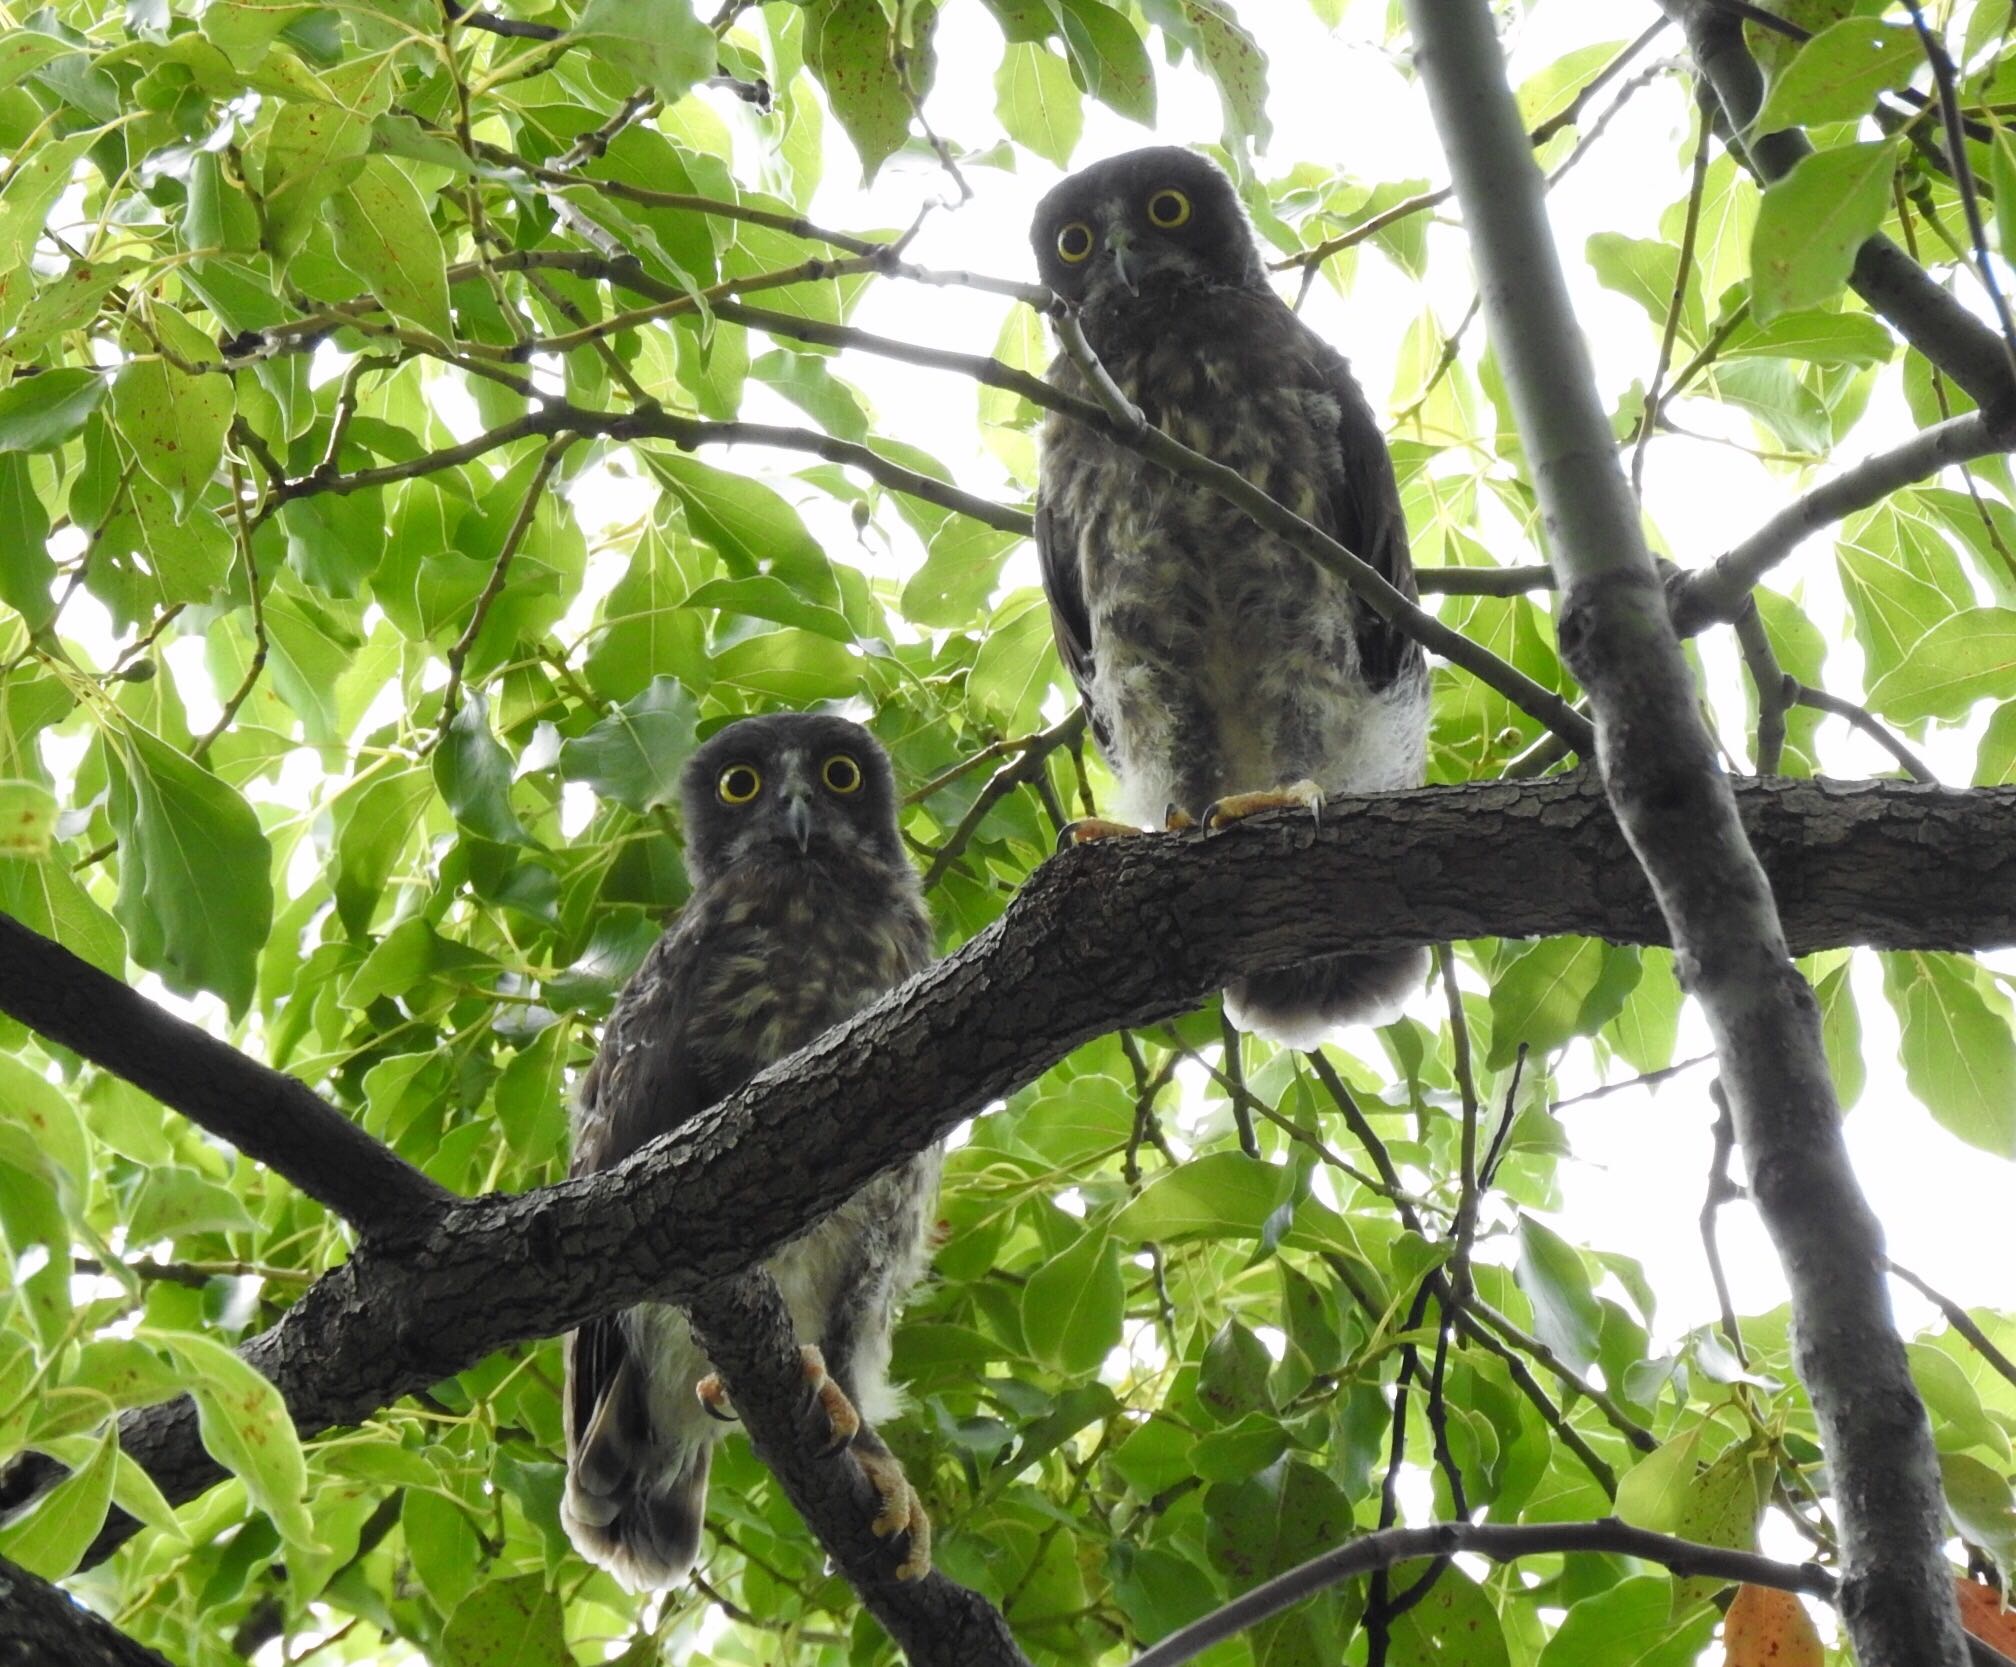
left=1146, top=188, right=1191, bottom=229
left=1056, top=221, right=1095, bottom=263
left=822, top=753, right=862, bottom=794
left=717, top=763, right=761, bottom=805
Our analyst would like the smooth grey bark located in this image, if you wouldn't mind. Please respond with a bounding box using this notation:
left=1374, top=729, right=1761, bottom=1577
left=1404, top=6, right=1970, bottom=1666
left=1, top=774, right=2012, bottom=1577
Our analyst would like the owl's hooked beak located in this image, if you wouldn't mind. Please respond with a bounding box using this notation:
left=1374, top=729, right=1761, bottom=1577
left=1105, top=226, right=1139, bottom=295
left=782, top=791, right=814, bottom=853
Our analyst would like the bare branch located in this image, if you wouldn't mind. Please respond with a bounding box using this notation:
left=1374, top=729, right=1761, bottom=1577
left=1126, top=1518, right=1837, bottom=1667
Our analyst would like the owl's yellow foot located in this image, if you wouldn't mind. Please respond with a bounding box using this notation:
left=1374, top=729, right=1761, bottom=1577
left=695, top=1372, right=738, bottom=1423
left=1057, top=805, right=1192, bottom=850
left=856, top=1443, right=932, bottom=1581
left=1056, top=816, right=1146, bottom=849
left=799, top=1345, right=860, bottom=1456
left=1204, top=779, right=1325, bottom=830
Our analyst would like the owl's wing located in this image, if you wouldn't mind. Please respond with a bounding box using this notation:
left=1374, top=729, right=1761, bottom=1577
left=565, top=916, right=715, bottom=1556
left=1308, top=340, right=1424, bottom=693
left=1034, top=499, right=1106, bottom=743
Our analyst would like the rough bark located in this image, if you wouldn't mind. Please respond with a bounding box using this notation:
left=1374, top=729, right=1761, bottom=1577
left=0, top=774, right=2011, bottom=1573
left=686, top=1274, right=1033, bottom=1667
left=1406, top=6, right=1972, bottom=1665
left=0, top=913, right=451, bottom=1240
left=0, top=1555, right=176, bottom=1667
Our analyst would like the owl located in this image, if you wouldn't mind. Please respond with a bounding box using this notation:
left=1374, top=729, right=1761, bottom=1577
left=561, top=712, right=936, bottom=1589
left=1031, top=147, right=1430, bottom=1045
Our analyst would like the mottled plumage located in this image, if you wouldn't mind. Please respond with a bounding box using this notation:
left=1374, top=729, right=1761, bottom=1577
left=561, top=713, right=938, bottom=1589
left=1032, top=147, right=1430, bottom=1042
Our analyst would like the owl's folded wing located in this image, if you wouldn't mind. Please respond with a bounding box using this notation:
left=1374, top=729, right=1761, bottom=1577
left=1034, top=499, right=1105, bottom=743
left=1310, top=345, right=1425, bottom=694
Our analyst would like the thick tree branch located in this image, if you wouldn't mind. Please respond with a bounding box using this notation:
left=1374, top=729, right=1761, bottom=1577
left=1659, top=0, right=2016, bottom=423
left=1, top=776, right=2012, bottom=1567
left=0, top=1555, right=175, bottom=1667
left=0, top=915, right=451, bottom=1240
left=686, top=1274, right=1032, bottom=1667
left=1407, top=6, right=1970, bottom=1665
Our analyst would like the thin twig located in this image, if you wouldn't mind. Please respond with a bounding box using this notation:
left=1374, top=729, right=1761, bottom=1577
left=1634, top=112, right=1713, bottom=496
left=438, top=440, right=569, bottom=734
left=191, top=459, right=267, bottom=765
left=1701, top=1082, right=1751, bottom=1367
left=1792, top=683, right=1937, bottom=782
left=1887, top=1259, right=2016, bottom=1392
left=1733, top=602, right=1790, bottom=775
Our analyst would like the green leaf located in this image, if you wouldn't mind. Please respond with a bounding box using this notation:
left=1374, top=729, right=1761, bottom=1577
left=1021, top=1226, right=1123, bottom=1375
left=0, top=34, right=76, bottom=92
left=806, top=0, right=924, bottom=184
left=149, top=1329, right=315, bottom=1551
left=711, top=630, right=859, bottom=703
left=1614, top=1426, right=1701, bottom=1533
left=1536, top=1573, right=1716, bottom=1667
left=107, top=723, right=274, bottom=1015
left=112, top=346, right=233, bottom=516
left=1866, top=606, right=2016, bottom=722
left=1114, top=1153, right=1292, bottom=1244
left=558, top=677, right=700, bottom=813
left=1755, top=19, right=1922, bottom=129
left=332, top=766, right=432, bottom=936
left=1387, top=1560, right=1511, bottom=1667
left=126, top=1163, right=260, bottom=1242
left=1515, top=1214, right=1602, bottom=1372
left=433, top=695, right=531, bottom=846
left=1198, top=1318, right=1273, bottom=1424
left=573, top=0, right=714, bottom=106
left=1883, top=952, right=2016, bottom=1156
left=1488, top=936, right=1616, bottom=1067
left=1586, top=234, right=1703, bottom=345
left=1204, top=1458, right=1350, bottom=1590
left=969, top=592, right=1062, bottom=733
left=0, top=133, right=97, bottom=334
left=259, top=100, right=370, bottom=258
left=0, top=369, right=107, bottom=455
left=1050, top=0, right=1154, bottom=125
left=0, top=779, right=56, bottom=859
left=441, top=1573, right=571, bottom=1667
left=1750, top=140, right=1897, bottom=322
left=0, top=1426, right=114, bottom=1578
left=0, top=454, right=53, bottom=630
left=329, top=157, right=452, bottom=339
left=1183, top=0, right=1271, bottom=148
left=1942, top=1453, right=2016, bottom=1572
left=996, top=43, right=1083, bottom=168
left=1720, top=307, right=1894, bottom=367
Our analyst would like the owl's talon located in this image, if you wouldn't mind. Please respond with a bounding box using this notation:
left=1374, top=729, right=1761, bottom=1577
left=1163, top=803, right=1196, bottom=831
left=800, top=1346, right=862, bottom=1456
left=696, top=1373, right=739, bottom=1423
left=1203, top=780, right=1326, bottom=830
left=856, top=1444, right=932, bottom=1581
left=1056, top=816, right=1147, bottom=850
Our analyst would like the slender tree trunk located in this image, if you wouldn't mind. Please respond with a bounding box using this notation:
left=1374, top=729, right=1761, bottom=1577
left=1402, top=5, right=1971, bottom=1664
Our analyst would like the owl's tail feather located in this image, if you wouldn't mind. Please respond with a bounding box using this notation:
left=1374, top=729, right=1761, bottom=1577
left=1225, top=947, right=1426, bottom=1049
left=563, top=1360, right=711, bottom=1590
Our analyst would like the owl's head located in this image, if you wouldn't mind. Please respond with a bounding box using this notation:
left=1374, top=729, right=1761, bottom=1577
left=678, top=712, right=905, bottom=886
left=1031, top=147, right=1263, bottom=312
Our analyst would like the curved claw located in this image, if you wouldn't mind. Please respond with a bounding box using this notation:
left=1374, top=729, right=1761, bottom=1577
left=1055, top=816, right=1149, bottom=850
left=1204, top=780, right=1326, bottom=830
left=696, top=1373, right=739, bottom=1423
